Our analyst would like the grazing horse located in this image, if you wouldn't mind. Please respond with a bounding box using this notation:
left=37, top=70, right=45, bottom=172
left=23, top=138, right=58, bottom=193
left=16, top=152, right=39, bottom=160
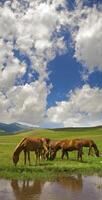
left=49, top=140, right=69, bottom=160
left=24, top=137, right=51, bottom=162
left=61, top=140, right=83, bottom=161
left=12, top=137, right=48, bottom=166
left=74, top=139, right=100, bottom=157
left=60, top=139, right=99, bottom=160
left=49, top=139, right=83, bottom=161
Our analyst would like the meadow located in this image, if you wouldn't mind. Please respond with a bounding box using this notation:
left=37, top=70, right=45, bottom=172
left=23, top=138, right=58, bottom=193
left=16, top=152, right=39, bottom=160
left=0, top=127, right=102, bottom=180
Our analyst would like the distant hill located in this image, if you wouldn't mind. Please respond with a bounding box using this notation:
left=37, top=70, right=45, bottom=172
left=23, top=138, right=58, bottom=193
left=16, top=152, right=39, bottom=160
left=0, top=122, right=36, bottom=134
left=50, top=126, right=102, bottom=132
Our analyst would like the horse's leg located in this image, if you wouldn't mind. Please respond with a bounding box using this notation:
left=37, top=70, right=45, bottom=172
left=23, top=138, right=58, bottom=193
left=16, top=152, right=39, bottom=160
left=40, top=149, right=44, bottom=160
left=35, top=150, right=40, bottom=165
left=78, top=146, right=83, bottom=162
left=35, top=151, right=38, bottom=165
left=45, top=150, right=49, bottom=160
left=24, top=150, right=27, bottom=165
left=77, top=150, right=79, bottom=161
left=39, top=150, right=41, bottom=164
left=88, top=145, right=92, bottom=156
left=61, top=149, right=65, bottom=159
left=61, top=149, right=69, bottom=160
left=28, top=151, right=31, bottom=165
left=80, top=147, right=83, bottom=162
left=65, top=150, right=69, bottom=159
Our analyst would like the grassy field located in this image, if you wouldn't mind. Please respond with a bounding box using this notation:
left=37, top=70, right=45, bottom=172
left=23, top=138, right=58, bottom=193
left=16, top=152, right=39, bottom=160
left=0, top=127, right=102, bottom=180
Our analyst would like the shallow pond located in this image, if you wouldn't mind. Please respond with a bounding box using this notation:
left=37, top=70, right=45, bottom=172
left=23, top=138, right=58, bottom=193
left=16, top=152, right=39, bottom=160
left=0, top=175, right=102, bottom=200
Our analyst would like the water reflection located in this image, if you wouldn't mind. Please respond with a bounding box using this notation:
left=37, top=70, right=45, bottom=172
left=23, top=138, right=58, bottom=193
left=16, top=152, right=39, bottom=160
left=11, top=180, right=44, bottom=200
left=57, top=174, right=83, bottom=191
left=0, top=175, right=102, bottom=200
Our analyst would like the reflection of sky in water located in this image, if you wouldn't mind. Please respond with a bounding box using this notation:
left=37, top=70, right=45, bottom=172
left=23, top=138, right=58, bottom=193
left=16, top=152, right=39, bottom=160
left=0, top=179, right=15, bottom=200
left=0, top=176, right=102, bottom=200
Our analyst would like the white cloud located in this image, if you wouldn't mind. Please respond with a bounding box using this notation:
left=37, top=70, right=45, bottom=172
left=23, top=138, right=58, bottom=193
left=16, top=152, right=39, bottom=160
left=0, top=0, right=102, bottom=126
left=0, top=81, right=50, bottom=124
left=0, top=0, right=68, bottom=124
left=0, top=57, right=26, bottom=92
left=72, top=6, right=102, bottom=72
left=47, top=85, right=102, bottom=127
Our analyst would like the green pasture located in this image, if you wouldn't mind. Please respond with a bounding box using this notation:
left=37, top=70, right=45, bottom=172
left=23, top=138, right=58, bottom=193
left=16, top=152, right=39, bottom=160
left=0, top=127, right=102, bottom=180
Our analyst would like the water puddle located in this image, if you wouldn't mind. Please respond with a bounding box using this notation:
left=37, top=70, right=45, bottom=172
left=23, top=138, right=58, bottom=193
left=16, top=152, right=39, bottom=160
left=0, top=175, right=102, bottom=200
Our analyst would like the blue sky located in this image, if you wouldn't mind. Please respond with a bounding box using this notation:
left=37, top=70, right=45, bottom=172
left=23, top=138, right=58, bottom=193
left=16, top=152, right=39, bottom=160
left=47, top=45, right=102, bottom=108
left=47, top=50, right=84, bottom=108
left=0, top=0, right=102, bottom=127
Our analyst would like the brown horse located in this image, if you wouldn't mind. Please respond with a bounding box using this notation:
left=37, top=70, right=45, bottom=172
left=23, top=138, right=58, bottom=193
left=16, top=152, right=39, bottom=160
left=60, top=139, right=83, bottom=161
left=24, top=137, right=50, bottom=162
left=12, top=137, right=48, bottom=166
left=49, top=138, right=99, bottom=161
left=49, top=139, right=83, bottom=161
left=49, top=140, right=69, bottom=160
left=62, top=138, right=99, bottom=158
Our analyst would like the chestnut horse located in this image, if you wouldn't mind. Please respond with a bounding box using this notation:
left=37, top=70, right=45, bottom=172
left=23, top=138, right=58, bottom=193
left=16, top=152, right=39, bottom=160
left=49, top=140, right=69, bottom=160
left=74, top=139, right=99, bottom=157
left=61, top=140, right=83, bottom=161
left=12, top=137, right=48, bottom=166
left=49, top=138, right=99, bottom=161
left=61, top=139, right=99, bottom=159
left=49, top=139, right=83, bottom=161
left=23, top=137, right=51, bottom=162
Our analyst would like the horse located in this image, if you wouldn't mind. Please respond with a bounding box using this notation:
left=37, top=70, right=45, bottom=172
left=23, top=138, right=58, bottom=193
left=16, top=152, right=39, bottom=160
left=74, top=139, right=100, bottom=157
left=49, top=140, right=69, bottom=160
left=60, top=139, right=83, bottom=161
left=49, top=139, right=83, bottom=161
left=24, top=137, right=51, bottom=161
left=61, top=138, right=100, bottom=158
left=12, top=137, right=48, bottom=166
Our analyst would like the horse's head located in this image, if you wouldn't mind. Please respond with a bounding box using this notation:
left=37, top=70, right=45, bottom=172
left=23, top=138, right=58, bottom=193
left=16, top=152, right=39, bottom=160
left=95, top=149, right=100, bottom=157
left=13, top=153, right=19, bottom=166
left=93, top=143, right=100, bottom=157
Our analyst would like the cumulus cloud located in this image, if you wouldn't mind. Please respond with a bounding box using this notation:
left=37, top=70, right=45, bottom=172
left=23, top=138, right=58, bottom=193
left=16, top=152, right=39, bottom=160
left=0, top=0, right=102, bottom=126
left=47, top=85, right=102, bottom=127
left=0, top=0, right=68, bottom=124
left=0, top=80, right=50, bottom=124
left=72, top=6, right=102, bottom=73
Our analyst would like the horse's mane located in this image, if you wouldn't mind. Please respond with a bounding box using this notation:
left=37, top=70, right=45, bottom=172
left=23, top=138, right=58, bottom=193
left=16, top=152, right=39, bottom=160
left=13, top=137, right=27, bottom=154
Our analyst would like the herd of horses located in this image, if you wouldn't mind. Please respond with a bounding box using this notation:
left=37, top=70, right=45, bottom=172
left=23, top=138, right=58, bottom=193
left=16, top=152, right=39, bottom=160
left=12, top=137, right=100, bottom=166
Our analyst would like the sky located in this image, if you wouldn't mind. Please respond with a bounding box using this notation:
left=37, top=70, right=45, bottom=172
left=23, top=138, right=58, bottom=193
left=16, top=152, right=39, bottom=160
left=0, top=0, right=102, bottom=128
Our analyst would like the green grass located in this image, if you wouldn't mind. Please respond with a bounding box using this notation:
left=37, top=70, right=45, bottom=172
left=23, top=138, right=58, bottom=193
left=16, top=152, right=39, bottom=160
left=0, top=127, right=102, bottom=180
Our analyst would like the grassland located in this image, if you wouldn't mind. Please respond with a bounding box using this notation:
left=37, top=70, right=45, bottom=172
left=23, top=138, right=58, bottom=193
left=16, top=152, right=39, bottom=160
left=0, top=127, right=102, bottom=180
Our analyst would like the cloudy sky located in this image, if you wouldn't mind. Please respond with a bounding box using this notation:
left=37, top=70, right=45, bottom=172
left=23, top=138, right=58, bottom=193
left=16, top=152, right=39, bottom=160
left=0, top=0, right=102, bottom=128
